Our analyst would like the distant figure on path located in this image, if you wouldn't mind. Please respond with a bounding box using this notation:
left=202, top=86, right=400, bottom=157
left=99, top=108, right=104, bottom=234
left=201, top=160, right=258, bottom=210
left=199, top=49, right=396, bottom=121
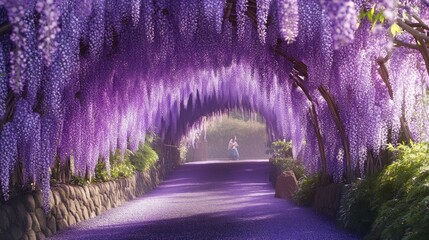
left=228, top=136, right=239, bottom=160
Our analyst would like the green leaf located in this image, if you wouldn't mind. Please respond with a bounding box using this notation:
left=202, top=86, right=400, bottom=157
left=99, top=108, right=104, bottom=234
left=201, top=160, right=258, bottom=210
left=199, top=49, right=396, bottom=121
left=389, top=23, right=402, bottom=37
left=368, top=7, right=375, bottom=22
left=372, top=20, right=378, bottom=30
left=370, top=7, right=375, bottom=16
left=359, top=9, right=367, bottom=20
left=379, top=13, right=385, bottom=24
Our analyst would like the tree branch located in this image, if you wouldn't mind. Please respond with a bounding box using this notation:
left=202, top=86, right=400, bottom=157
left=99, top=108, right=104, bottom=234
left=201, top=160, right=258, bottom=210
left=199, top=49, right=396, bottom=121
left=289, top=74, right=328, bottom=179
left=271, top=44, right=327, bottom=178
left=270, top=45, right=308, bottom=79
left=377, top=51, right=394, bottom=99
left=394, top=39, right=420, bottom=49
left=414, top=37, right=429, bottom=75
left=0, top=23, right=11, bottom=36
left=318, top=86, right=352, bottom=182
left=397, top=20, right=429, bottom=42
left=396, top=19, right=429, bottom=75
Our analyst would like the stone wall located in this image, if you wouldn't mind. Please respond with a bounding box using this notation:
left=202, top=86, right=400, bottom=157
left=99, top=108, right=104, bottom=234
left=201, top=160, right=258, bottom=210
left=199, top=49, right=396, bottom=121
left=0, top=167, right=163, bottom=240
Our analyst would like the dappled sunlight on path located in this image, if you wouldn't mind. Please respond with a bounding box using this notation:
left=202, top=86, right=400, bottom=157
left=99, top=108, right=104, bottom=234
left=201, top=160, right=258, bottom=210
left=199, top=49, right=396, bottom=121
left=50, top=160, right=359, bottom=240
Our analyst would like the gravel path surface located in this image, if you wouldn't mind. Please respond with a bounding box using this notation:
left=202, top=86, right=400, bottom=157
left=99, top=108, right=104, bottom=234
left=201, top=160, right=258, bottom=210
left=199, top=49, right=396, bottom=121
left=50, top=159, right=360, bottom=240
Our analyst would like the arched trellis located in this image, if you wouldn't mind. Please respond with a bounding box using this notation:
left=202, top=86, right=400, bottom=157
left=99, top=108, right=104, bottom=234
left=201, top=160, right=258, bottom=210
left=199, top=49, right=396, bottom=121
left=154, top=64, right=291, bottom=146
left=159, top=90, right=277, bottom=146
left=0, top=0, right=428, bottom=211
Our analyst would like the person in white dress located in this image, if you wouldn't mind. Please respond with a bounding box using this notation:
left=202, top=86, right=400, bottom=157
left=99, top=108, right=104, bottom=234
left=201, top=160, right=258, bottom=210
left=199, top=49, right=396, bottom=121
left=228, top=136, right=239, bottom=160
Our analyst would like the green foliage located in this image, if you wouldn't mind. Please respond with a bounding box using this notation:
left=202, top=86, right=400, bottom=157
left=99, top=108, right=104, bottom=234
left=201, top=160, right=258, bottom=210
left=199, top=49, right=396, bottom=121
left=367, top=142, right=429, bottom=240
left=267, top=140, right=293, bottom=159
left=268, top=141, right=305, bottom=185
left=389, top=23, right=403, bottom=37
left=293, top=174, right=319, bottom=206
left=95, top=161, right=110, bottom=182
left=94, top=138, right=160, bottom=182
left=268, top=140, right=317, bottom=206
left=130, top=141, right=159, bottom=172
left=336, top=142, right=429, bottom=239
left=358, top=7, right=401, bottom=36
left=338, top=177, right=377, bottom=235
left=110, top=159, right=136, bottom=179
left=374, top=143, right=429, bottom=205
left=94, top=149, right=135, bottom=182
left=70, top=176, right=90, bottom=186
left=359, top=7, right=385, bottom=27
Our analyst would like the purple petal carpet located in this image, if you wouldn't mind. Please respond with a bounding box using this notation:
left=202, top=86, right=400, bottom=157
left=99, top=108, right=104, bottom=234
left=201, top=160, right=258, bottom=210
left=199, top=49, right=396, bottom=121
left=50, top=160, right=360, bottom=240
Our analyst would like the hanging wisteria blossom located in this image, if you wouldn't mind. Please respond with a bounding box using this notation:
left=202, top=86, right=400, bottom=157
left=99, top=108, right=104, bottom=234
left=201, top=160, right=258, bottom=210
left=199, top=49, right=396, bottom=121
left=277, top=0, right=299, bottom=43
left=36, top=0, right=61, bottom=66
left=0, top=0, right=427, bottom=211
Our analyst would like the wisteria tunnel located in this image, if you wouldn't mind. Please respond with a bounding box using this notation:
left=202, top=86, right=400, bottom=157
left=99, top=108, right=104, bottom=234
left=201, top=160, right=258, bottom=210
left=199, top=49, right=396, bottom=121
left=0, top=0, right=429, bottom=239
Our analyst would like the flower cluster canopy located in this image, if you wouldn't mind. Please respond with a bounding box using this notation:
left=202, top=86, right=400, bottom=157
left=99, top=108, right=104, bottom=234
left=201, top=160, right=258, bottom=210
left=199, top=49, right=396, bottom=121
left=0, top=0, right=428, bottom=210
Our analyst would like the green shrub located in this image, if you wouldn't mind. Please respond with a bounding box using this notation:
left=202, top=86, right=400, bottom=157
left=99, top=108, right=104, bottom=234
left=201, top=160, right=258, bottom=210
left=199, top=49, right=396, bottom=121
left=95, top=160, right=109, bottom=182
left=366, top=142, right=429, bottom=240
left=94, top=137, right=161, bottom=182
left=130, top=141, right=159, bottom=172
left=268, top=141, right=317, bottom=206
left=70, top=176, right=90, bottom=186
left=94, top=149, right=135, bottom=182
left=110, top=159, right=135, bottom=179
left=338, top=177, right=377, bottom=235
left=293, top=174, right=319, bottom=206
left=374, top=143, right=429, bottom=205
left=268, top=141, right=305, bottom=185
left=268, top=140, right=293, bottom=159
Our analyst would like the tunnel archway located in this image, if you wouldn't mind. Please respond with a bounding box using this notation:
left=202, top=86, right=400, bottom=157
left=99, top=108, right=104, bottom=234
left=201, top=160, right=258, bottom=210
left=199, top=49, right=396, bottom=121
left=0, top=1, right=428, bottom=211
left=134, top=64, right=319, bottom=172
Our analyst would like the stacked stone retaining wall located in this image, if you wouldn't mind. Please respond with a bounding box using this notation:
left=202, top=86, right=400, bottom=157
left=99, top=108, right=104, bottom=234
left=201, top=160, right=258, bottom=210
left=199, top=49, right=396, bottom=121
left=0, top=167, right=162, bottom=240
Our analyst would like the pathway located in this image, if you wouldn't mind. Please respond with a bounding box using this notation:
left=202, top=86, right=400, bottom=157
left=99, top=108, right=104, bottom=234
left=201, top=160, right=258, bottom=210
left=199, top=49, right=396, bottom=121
left=50, top=159, right=359, bottom=240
